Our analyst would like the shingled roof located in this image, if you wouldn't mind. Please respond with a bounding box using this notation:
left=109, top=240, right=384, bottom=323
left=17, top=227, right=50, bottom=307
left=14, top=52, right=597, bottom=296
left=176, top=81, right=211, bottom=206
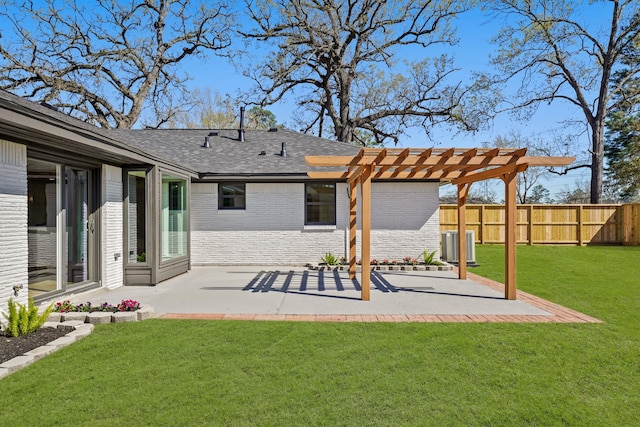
left=110, top=128, right=361, bottom=179
left=1, top=90, right=360, bottom=178
left=0, top=90, right=195, bottom=173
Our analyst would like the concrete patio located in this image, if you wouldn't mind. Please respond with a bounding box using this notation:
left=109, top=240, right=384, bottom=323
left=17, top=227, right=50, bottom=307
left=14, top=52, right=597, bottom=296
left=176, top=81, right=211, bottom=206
left=62, top=267, right=600, bottom=322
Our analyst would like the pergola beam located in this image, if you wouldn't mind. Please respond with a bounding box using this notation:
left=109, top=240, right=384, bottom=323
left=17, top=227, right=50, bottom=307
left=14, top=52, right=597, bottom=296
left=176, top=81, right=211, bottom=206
left=306, top=155, right=574, bottom=172
left=451, top=163, right=529, bottom=185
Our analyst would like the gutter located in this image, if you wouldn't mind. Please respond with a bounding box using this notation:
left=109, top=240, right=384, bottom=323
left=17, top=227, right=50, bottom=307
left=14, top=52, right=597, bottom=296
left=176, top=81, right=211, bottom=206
left=0, top=96, right=198, bottom=177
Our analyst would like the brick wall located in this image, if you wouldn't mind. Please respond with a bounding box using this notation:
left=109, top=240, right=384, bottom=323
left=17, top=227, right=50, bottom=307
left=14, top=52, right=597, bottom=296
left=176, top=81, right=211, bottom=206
left=101, top=164, right=124, bottom=289
left=190, top=181, right=439, bottom=265
left=0, top=139, right=28, bottom=308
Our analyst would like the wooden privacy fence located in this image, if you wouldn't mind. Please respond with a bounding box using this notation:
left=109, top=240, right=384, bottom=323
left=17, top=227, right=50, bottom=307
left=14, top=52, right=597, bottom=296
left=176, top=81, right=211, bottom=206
left=440, top=204, right=640, bottom=246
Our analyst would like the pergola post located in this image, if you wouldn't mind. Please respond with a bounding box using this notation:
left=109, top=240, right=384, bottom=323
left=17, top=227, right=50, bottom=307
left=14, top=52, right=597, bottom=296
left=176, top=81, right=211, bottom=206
left=457, top=183, right=470, bottom=280
left=348, top=179, right=358, bottom=280
left=503, top=172, right=518, bottom=300
left=360, top=166, right=372, bottom=301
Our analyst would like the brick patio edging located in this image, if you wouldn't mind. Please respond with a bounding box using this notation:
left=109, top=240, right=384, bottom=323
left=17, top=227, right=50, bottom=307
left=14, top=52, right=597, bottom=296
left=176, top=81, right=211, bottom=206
left=160, top=276, right=602, bottom=324
left=463, top=271, right=602, bottom=324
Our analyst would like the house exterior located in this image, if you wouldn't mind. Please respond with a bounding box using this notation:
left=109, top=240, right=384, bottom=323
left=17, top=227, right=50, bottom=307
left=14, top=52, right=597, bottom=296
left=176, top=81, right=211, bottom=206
left=0, top=90, right=440, bottom=309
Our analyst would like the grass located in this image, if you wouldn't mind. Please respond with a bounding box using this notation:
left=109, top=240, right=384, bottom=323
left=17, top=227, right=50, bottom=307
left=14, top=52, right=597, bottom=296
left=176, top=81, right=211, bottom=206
left=1, top=245, right=639, bottom=426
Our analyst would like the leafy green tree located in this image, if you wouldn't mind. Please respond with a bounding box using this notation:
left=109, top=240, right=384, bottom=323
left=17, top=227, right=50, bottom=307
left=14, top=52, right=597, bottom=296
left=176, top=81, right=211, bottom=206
left=527, top=185, right=552, bottom=204
left=605, top=112, right=640, bottom=201
left=605, top=57, right=640, bottom=201
left=246, top=106, right=279, bottom=130
left=484, top=0, right=640, bottom=203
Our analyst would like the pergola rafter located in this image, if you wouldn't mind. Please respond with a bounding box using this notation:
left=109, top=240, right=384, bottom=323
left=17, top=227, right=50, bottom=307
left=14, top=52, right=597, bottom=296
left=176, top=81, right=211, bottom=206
left=306, top=147, right=574, bottom=301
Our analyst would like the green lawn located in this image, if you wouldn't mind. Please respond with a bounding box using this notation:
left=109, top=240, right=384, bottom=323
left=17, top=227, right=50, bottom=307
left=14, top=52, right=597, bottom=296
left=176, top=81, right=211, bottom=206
left=2, top=246, right=639, bottom=426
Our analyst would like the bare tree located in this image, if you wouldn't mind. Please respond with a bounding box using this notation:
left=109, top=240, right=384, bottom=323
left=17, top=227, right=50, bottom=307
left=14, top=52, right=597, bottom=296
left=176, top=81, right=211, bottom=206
left=556, top=181, right=591, bottom=204
left=239, top=0, right=478, bottom=146
left=439, top=186, right=498, bottom=204
left=169, top=88, right=281, bottom=129
left=0, top=0, right=235, bottom=128
left=169, top=88, right=237, bottom=129
left=487, top=131, right=551, bottom=203
left=484, top=0, right=640, bottom=203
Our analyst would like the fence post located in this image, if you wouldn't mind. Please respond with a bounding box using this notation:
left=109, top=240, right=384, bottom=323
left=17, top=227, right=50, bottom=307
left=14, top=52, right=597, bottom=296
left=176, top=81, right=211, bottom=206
left=527, top=205, right=533, bottom=245
left=577, top=205, right=583, bottom=246
left=480, top=204, right=485, bottom=244
left=616, top=205, right=623, bottom=244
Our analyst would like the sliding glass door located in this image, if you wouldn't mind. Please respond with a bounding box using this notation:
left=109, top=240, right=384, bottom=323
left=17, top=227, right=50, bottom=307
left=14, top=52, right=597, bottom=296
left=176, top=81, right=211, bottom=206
left=66, top=167, right=90, bottom=285
left=27, top=159, right=59, bottom=295
left=27, top=158, right=97, bottom=298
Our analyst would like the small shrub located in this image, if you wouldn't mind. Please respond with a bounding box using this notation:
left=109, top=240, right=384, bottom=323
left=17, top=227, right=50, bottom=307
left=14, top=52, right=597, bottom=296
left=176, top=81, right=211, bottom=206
left=321, top=252, right=340, bottom=266
left=2, top=298, right=53, bottom=337
left=422, top=250, right=437, bottom=265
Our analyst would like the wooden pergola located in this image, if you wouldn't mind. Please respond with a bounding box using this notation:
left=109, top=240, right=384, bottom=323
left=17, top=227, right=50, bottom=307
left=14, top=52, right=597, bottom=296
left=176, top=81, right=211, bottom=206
left=306, top=147, right=574, bottom=301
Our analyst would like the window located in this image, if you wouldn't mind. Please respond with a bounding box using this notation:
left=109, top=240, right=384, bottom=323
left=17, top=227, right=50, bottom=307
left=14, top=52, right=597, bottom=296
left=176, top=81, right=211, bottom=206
left=126, top=171, right=146, bottom=264
left=305, top=183, right=336, bottom=225
left=161, top=173, right=187, bottom=261
left=218, top=183, right=246, bottom=210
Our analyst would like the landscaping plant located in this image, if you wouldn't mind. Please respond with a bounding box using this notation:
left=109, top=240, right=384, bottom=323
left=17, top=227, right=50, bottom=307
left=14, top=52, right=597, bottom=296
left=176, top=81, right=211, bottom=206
left=320, top=252, right=340, bottom=266
left=2, top=297, right=53, bottom=337
left=53, top=299, right=141, bottom=313
left=422, top=249, right=437, bottom=265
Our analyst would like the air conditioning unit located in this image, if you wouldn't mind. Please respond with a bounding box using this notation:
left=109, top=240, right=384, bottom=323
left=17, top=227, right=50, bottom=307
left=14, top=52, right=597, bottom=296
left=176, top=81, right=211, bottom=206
left=441, top=230, right=476, bottom=265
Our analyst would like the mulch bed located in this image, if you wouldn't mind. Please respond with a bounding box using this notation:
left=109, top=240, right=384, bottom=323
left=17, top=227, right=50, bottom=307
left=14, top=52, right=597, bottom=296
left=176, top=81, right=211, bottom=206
left=0, top=326, right=75, bottom=365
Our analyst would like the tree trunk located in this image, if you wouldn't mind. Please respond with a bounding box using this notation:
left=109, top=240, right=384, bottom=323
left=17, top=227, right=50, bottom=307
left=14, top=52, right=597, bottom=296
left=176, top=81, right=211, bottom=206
left=590, top=122, right=605, bottom=204
left=336, top=70, right=353, bottom=144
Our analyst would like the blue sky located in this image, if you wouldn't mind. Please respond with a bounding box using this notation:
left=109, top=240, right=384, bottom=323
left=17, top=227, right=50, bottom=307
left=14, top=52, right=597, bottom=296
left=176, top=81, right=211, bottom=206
left=6, top=1, right=608, bottom=198
left=181, top=4, right=608, bottom=198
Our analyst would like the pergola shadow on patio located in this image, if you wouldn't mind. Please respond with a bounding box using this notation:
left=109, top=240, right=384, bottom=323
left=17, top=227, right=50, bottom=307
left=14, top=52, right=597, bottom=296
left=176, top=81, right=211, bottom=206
left=65, top=266, right=601, bottom=322
left=237, top=269, right=504, bottom=302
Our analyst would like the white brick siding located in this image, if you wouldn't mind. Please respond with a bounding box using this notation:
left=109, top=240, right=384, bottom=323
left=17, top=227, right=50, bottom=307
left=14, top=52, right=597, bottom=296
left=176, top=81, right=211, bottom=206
left=190, top=181, right=439, bottom=265
left=101, top=165, right=123, bottom=289
left=0, top=139, right=28, bottom=308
